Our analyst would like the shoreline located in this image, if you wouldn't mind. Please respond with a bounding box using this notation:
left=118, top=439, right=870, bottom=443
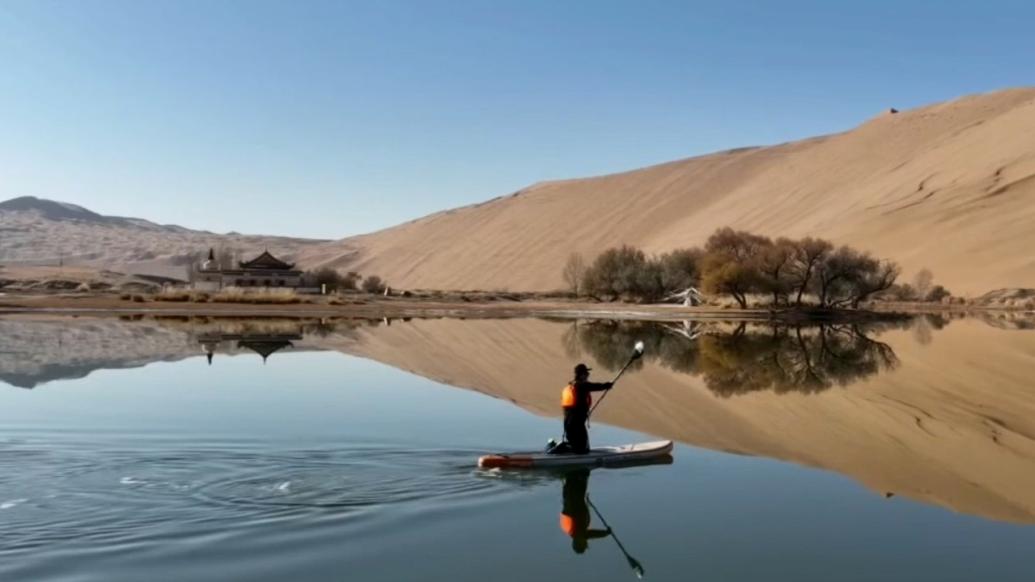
left=0, top=292, right=951, bottom=322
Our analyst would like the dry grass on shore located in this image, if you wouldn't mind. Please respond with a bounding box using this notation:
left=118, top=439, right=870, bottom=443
left=209, top=287, right=304, bottom=304
left=129, top=287, right=306, bottom=305
left=152, top=288, right=207, bottom=302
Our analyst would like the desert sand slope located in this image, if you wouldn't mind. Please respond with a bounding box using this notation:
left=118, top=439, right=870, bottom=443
left=303, top=88, right=1035, bottom=295
left=335, top=317, right=1035, bottom=524
left=0, top=197, right=322, bottom=280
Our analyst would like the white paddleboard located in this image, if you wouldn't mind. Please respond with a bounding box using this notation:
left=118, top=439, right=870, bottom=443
left=478, top=440, right=673, bottom=469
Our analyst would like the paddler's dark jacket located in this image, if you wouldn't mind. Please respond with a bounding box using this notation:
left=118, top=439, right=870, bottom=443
left=564, top=380, right=612, bottom=419
left=560, top=469, right=609, bottom=551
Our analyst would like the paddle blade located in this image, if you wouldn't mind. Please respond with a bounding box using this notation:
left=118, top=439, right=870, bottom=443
left=628, top=556, right=645, bottom=578
left=632, top=340, right=645, bottom=358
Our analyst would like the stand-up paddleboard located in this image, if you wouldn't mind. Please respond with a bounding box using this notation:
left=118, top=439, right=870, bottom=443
left=478, top=440, right=673, bottom=469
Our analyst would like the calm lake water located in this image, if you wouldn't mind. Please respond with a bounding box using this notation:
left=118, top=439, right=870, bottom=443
left=2, top=313, right=1035, bottom=581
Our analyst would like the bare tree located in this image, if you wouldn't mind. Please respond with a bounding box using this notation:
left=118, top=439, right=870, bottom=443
left=848, top=260, right=900, bottom=308
left=657, top=248, right=704, bottom=295
left=306, top=267, right=344, bottom=291
left=701, top=253, right=756, bottom=308
left=926, top=284, right=951, bottom=303
left=700, top=228, right=772, bottom=308
left=789, top=237, right=833, bottom=306
left=813, top=247, right=899, bottom=309
left=812, top=246, right=863, bottom=307
left=562, top=252, right=587, bottom=297
left=362, top=275, right=386, bottom=294
left=913, top=268, right=934, bottom=300
left=216, top=246, right=237, bottom=270
left=704, top=227, right=771, bottom=262
left=758, top=238, right=796, bottom=305
left=583, top=245, right=661, bottom=301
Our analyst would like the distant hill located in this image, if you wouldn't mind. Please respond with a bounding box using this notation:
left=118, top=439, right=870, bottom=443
left=0, top=196, right=111, bottom=223
left=0, top=196, right=196, bottom=233
left=0, top=196, right=325, bottom=280
left=301, top=88, right=1035, bottom=295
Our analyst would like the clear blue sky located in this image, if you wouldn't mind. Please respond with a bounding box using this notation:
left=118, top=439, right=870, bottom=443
left=1, top=0, right=1031, bottom=239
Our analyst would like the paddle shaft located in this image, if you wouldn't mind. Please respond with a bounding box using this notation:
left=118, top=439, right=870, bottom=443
left=588, top=352, right=639, bottom=418
left=587, top=496, right=644, bottom=578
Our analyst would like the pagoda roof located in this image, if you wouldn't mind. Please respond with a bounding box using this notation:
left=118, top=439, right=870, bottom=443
left=239, top=250, right=295, bottom=270
left=238, top=339, right=294, bottom=362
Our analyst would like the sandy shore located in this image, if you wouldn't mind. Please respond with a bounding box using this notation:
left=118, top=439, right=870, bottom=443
left=0, top=292, right=927, bottom=322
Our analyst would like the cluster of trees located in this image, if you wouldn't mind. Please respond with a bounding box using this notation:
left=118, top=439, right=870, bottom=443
left=564, top=246, right=703, bottom=304
left=304, top=268, right=386, bottom=294
left=564, top=228, right=902, bottom=309
left=880, top=268, right=952, bottom=303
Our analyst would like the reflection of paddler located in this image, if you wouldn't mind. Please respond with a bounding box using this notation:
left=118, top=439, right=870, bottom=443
left=559, top=468, right=610, bottom=554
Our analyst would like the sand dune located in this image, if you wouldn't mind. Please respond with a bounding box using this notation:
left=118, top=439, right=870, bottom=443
left=6, top=89, right=1033, bottom=293
left=0, top=197, right=322, bottom=281
left=303, top=88, right=1035, bottom=295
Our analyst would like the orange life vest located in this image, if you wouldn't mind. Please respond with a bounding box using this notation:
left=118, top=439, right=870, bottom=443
left=561, top=382, right=589, bottom=409
left=559, top=513, right=576, bottom=536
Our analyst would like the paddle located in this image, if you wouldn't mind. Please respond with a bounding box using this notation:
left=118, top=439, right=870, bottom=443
left=548, top=340, right=644, bottom=452
left=588, top=340, right=645, bottom=420
left=587, top=496, right=645, bottom=579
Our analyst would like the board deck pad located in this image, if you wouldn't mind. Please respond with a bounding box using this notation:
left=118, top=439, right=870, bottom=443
left=478, top=440, right=674, bottom=469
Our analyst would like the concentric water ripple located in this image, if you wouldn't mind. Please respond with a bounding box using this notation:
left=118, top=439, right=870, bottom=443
left=0, top=438, right=500, bottom=555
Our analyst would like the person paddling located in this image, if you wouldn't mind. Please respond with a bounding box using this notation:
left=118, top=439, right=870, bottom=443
left=551, top=363, right=612, bottom=454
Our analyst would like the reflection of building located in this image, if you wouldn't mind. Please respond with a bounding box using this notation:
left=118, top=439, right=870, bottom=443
left=193, top=248, right=304, bottom=291
left=198, top=331, right=302, bottom=364
left=237, top=339, right=294, bottom=363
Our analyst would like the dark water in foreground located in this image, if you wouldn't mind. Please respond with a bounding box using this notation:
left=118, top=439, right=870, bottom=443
left=2, top=314, right=1035, bottom=581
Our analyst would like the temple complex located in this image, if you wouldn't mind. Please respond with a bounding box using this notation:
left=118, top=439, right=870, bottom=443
left=192, top=248, right=304, bottom=291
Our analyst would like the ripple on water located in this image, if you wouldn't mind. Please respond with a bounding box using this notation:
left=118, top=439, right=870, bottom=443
left=191, top=448, right=496, bottom=510
left=0, top=442, right=501, bottom=554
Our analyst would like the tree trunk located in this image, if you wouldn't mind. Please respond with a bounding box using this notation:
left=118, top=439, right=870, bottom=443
left=795, top=264, right=814, bottom=306
left=734, top=292, right=747, bottom=309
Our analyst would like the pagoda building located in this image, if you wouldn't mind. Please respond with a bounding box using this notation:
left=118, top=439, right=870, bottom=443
left=193, top=248, right=304, bottom=291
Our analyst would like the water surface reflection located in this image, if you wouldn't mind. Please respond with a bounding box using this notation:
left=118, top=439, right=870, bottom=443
left=4, top=313, right=1035, bottom=581
left=4, top=313, right=1035, bottom=526
left=569, top=320, right=901, bottom=395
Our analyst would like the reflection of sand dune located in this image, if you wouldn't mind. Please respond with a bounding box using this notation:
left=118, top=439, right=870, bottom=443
left=5, top=315, right=1035, bottom=524
left=0, top=317, right=359, bottom=387
left=0, top=317, right=197, bottom=388
left=336, top=318, right=1035, bottom=524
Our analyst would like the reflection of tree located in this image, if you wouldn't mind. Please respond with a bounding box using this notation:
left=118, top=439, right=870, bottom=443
left=569, top=320, right=666, bottom=374
left=561, top=321, right=584, bottom=360
left=911, top=313, right=950, bottom=346
left=701, top=324, right=899, bottom=397
left=569, top=320, right=902, bottom=396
